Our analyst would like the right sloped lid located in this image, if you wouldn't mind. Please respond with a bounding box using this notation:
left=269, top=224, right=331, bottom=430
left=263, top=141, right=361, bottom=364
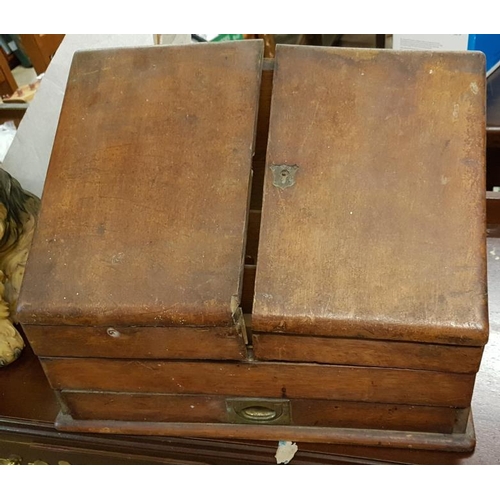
left=253, top=45, right=488, bottom=346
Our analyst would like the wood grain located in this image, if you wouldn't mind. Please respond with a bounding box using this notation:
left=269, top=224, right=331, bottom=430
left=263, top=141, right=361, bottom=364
left=4, top=240, right=500, bottom=463
left=18, top=35, right=65, bottom=74
left=18, top=41, right=264, bottom=329
left=60, top=390, right=463, bottom=433
left=41, top=358, right=475, bottom=407
left=252, top=333, right=483, bottom=373
left=55, top=412, right=476, bottom=452
left=253, top=46, right=488, bottom=346
left=25, top=324, right=246, bottom=360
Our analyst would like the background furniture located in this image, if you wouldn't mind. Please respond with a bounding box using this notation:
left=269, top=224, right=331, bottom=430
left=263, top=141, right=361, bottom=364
left=0, top=50, right=17, bottom=97
left=18, top=35, right=64, bottom=75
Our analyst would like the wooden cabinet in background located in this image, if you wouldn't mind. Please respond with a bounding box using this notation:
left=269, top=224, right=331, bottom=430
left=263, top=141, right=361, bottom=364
left=19, top=34, right=65, bottom=75
left=0, top=49, right=17, bottom=97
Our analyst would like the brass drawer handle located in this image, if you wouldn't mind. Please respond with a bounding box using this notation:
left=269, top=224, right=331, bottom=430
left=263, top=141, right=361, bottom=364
left=239, top=406, right=278, bottom=422
left=226, top=398, right=291, bottom=425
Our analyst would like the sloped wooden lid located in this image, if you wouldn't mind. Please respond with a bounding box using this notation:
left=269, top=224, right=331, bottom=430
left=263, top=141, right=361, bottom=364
left=253, top=45, right=488, bottom=346
left=18, top=41, right=263, bottom=327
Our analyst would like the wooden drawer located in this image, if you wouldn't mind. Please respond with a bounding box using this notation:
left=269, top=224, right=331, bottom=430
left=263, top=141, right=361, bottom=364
left=41, top=358, right=476, bottom=407
left=25, top=323, right=246, bottom=360
left=60, top=390, right=466, bottom=434
left=252, top=334, right=483, bottom=373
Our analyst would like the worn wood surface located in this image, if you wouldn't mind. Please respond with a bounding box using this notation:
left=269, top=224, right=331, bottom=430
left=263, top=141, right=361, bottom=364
left=25, top=324, right=246, bottom=360
left=40, top=358, right=475, bottom=407
left=1, top=296, right=500, bottom=463
left=0, top=418, right=401, bottom=464
left=8, top=44, right=494, bottom=457
left=253, top=46, right=488, bottom=346
left=60, top=390, right=463, bottom=433
left=55, top=412, right=475, bottom=453
left=252, top=334, right=483, bottom=373
left=18, top=41, right=263, bottom=329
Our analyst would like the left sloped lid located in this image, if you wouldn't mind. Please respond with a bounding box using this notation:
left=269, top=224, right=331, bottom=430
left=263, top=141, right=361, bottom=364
left=18, top=40, right=264, bottom=327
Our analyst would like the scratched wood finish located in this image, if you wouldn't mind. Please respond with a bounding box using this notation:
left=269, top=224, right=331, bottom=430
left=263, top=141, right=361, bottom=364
left=252, top=334, right=483, bottom=373
left=55, top=412, right=476, bottom=452
left=60, top=391, right=463, bottom=433
left=17, top=41, right=264, bottom=329
left=25, top=324, right=246, bottom=360
left=41, top=358, right=475, bottom=407
left=4, top=241, right=500, bottom=462
left=253, top=46, right=488, bottom=347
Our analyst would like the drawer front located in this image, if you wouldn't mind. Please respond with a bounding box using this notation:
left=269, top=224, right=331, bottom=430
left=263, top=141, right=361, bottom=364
left=25, top=324, right=246, bottom=360
left=41, top=358, right=476, bottom=407
left=60, top=391, right=465, bottom=434
left=252, top=334, right=483, bottom=374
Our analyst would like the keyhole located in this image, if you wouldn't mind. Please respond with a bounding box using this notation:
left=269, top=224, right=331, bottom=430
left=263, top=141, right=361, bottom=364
left=270, top=164, right=298, bottom=189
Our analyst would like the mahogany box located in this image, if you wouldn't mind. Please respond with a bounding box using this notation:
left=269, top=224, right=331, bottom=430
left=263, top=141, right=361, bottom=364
left=17, top=41, right=488, bottom=451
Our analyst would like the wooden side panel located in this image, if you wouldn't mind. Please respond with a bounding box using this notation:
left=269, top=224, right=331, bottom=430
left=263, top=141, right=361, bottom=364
left=253, top=46, right=488, bottom=346
left=252, top=334, right=483, bottom=373
left=25, top=325, right=246, bottom=360
left=61, top=390, right=462, bottom=433
left=41, top=358, right=475, bottom=407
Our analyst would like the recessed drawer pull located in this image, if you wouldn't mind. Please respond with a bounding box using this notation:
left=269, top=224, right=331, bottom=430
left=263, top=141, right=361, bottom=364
left=239, top=406, right=277, bottom=422
left=226, top=398, right=291, bottom=425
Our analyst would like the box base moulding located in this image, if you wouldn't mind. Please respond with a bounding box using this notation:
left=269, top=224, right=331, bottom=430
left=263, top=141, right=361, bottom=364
left=55, top=410, right=476, bottom=452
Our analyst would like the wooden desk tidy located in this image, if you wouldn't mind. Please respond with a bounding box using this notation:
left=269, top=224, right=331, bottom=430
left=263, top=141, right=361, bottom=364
left=17, top=41, right=488, bottom=451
